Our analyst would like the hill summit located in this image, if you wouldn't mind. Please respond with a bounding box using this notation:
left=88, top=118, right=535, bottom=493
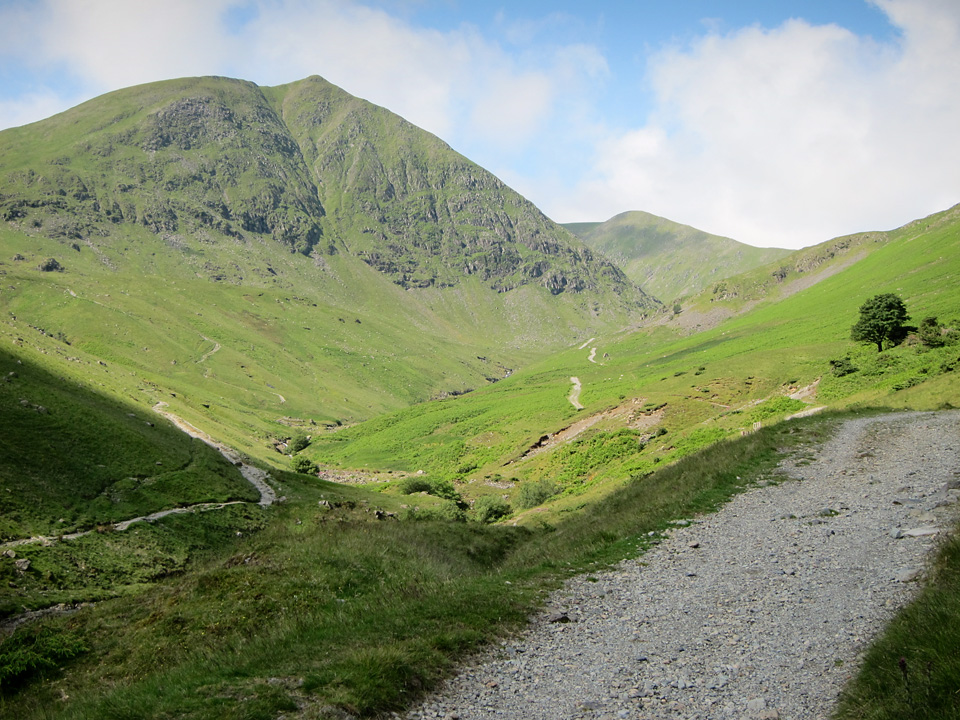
left=565, top=211, right=789, bottom=303
left=0, top=75, right=656, bottom=304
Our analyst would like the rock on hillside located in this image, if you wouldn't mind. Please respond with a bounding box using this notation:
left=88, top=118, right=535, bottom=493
left=0, top=75, right=657, bottom=310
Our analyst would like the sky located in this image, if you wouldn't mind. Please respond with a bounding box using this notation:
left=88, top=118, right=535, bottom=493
left=1, top=0, right=959, bottom=249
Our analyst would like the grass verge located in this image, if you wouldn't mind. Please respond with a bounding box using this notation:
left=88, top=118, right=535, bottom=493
left=833, top=524, right=960, bottom=720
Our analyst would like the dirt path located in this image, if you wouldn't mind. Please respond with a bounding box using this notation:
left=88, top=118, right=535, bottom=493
left=197, top=336, right=221, bottom=364
left=405, top=410, right=960, bottom=720
left=152, top=402, right=276, bottom=506
left=568, top=377, right=583, bottom=410
left=0, top=406, right=275, bottom=551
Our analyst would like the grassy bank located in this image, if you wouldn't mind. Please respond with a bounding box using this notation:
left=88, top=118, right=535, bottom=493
left=834, top=527, right=960, bottom=720
left=0, top=412, right=832, bottom=718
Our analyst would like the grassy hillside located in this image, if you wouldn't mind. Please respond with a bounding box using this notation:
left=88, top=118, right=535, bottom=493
left=307, top=203, right=960, bottom=528
left=0, top=73, right=958, bottom=720
left=0, top=75, right=659, bottom=469
left=565, top=210, right=789, bottom=303
left=0, top=402, right=827, bottom=719
left=0, top=343, right=268, bottom=618
left=655, top=206, right=960, bottom=335
left=0, top=204, right=956, bottom=717
left=0, top=219, right=650, bottom=467
left=0, top=347, right=256, bottom=543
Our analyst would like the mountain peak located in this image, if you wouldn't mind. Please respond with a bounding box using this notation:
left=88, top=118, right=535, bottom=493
left=1, top=75, right=656, bottom=307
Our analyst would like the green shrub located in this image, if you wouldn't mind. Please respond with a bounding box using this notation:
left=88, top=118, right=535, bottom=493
left=472, top=496, right=512, bottom=524
left=892, top=376, right=923, bottom=391
left=404, top=501, right=466, bottom=522
left=398, top=476, right=433, bottom=495
left=288, top=434, right=310, bottom=454
left=829, top=356, right=857, bottom=377
left=426, top=478, right=461, bottom=502
left=918, top=316, right=945, bottom=348
left=290, top=456, right=318, bottom=475
left=0, top=626, right=88, bottom=692
left=398, top=477, right=462, bottom=503
left=514, top=479, right=558, bottom=510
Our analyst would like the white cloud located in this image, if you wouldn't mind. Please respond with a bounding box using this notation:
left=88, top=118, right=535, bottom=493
left=34, top=0, right=233, bottom=89
left=0, top=0, right=585, bottom=156
left=552, top=0, right=960, bottom=248
left=0, top=90, right=81, bottom=131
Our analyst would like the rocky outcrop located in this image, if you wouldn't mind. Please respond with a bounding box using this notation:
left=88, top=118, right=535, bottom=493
left=0, top=75, right=658, bottom=311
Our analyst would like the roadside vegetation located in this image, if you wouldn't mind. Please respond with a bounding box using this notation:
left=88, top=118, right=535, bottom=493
left=0, top=412, right=832, bottom=718
left=834, top=531, right=960, bottom=720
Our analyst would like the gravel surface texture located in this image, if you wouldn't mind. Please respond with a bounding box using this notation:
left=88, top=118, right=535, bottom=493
left=401, top=410, right=960, bottom=720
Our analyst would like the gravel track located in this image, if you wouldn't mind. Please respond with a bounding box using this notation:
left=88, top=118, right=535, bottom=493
left=569, top=377, right=584, bottom=410
left=402, top=410, right=960, bottom=720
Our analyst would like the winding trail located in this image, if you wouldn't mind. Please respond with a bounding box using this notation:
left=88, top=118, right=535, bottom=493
left=152, top=402, right=275, bottom=506
left=197, top=337, right=222, bottom=364
left=587, top=347, right=598, bottom=364
left=0, top=406, right=274, bottom=551
left=568, top=377, right=584, bottom=410
left=405, top=411, right=960, bottom=720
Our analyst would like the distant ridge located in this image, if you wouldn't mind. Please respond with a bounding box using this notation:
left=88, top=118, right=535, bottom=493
left=565, top=210, right=789, bottom=303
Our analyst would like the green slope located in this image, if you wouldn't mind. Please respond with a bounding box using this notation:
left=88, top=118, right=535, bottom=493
left=565, top=210, right=790, bottom=303
left=0, top=72, right=957, bottom=720
left=0, top=347, right=256, bottom=543
left=3, top=199, right=956, bottom=717
left=310, top=204, right=960, bottom=520
left=662, top=204, right=960, bottom=335
left=0, top=75, right=658, bottom=464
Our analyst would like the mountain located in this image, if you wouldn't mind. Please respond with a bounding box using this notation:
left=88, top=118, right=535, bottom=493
left=656, top=205, right=960, bottom=335
left=310, top=202, right=960, bottom=504
left=0, top=75, right=653, bottom=299
left=0, top=76, right=659, bottom=457
left=3, top=73, right=958, bottom=720
left=565, top=211, right=789, bottom=303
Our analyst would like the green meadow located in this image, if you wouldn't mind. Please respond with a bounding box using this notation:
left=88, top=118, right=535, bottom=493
left=0, top=202, right=957, bottom=717
left=0, top=74, right=958, bottom=719
left=305, top=203, right=960, bottom=526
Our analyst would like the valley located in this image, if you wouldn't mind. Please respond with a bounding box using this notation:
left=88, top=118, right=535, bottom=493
left=0, top=74, right=958, bottom=719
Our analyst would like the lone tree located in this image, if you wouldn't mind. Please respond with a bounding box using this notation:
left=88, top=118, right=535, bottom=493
left=851, top=293, right=910, bottom=352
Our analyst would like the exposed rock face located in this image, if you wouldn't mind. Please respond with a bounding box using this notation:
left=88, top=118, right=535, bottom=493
left=0, top=75, right=658, bottom=311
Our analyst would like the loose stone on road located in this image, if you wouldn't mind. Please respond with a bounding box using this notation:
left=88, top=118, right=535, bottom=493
left=403, top=410, right=960, bottom=720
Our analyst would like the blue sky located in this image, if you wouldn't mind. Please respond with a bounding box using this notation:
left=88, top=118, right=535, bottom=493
left=1, top=0, right=958, bottom=249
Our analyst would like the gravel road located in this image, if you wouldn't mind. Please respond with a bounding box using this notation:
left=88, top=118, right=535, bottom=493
left=402, top=410, right=960, bottom=720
